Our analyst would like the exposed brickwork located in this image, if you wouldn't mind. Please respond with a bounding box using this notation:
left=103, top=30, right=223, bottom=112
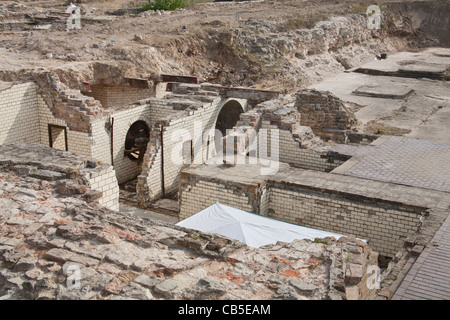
left=178, top=169, right=269, bottom=221
left=0, top=144, right=382, bottom=301
left=261, top=122, right=345, bottom=172
left=84, top=84, right=156, bottom=109
left=296, top=89, right=356, bottom=143
left=33, top=71, right=103, bottom=134
left=178, top=163, right=449, bottom=259
left=136, top=92, right=249, bottom=205
left=268, top=183, right=422, bottom=258
left=341, top=237, right=379, bottom=300
left=0, top=81, right=94, bottom=158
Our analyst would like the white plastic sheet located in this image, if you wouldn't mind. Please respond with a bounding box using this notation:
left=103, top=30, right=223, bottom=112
left=177, top=202, right=357, bottom=248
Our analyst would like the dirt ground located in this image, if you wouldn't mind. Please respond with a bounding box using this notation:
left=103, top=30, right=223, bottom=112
left=1, top=0, right=449, bottom=141
left=0, top=0, right=433, bottom=88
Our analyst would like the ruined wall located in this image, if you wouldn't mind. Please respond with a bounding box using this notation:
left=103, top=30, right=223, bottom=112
left=232, top=96, right=347, bottom=173
left=0, top=71, right=106, bottom=162
left=0, top=144, right=380, bottom=300
left=37, top=91, right=93, bottom=156
left=90, top=99, right=181, bottom=185
left=86, top=164, right=120, bottom=211
left=341, top=238, right=380, bottom=300
left=178, top=169, right=268, bottom=221
left=138, top=97, right=247, bottom=205
left=179, top=179, right=255, bottom=221
left=260, top=122, right=344, bottom=172
left=296, top=89, right=355, bottom=143
left=0, top=144, right=119, bottom=211
left=0, top=81, right=94, bottom=158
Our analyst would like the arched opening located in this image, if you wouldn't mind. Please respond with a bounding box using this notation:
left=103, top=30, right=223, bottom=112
left=124, top=120, right=150, bottom=163
left=214, top=100, right=244, bottom=155
left=215, top=100, right=244, bottom=136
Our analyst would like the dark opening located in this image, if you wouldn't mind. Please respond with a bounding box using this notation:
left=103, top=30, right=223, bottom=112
left=215, top=100, right=244, bottom=137
left=124, top=121, right=150, bottom=163
left=215, top=100, right=244, bottom=155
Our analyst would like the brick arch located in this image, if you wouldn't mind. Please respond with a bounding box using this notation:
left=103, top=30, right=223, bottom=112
left=111, top=113, right=153, bottom=184
left=215, top=99, right=245, bottom=136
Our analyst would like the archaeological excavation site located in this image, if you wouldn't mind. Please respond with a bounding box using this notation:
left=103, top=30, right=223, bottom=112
left=0, top=0, right=449, bottom=301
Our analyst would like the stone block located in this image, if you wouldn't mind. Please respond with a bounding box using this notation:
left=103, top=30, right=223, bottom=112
left=345, top=263, right=363, bottom=285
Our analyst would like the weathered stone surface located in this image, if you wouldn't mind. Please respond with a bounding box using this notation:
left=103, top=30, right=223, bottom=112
left=0, top=144, right=378, bottom=300
left=13, top=257, right=38, bottom=272
left=345, top=263, right=364, bottom=285
left=289, top=279, right=319, bottom=296
left=133, top=274, right=159, bottom=289
left=154, top=279, right=178, bottom=298
left=185, top=278, right=227, bottom=300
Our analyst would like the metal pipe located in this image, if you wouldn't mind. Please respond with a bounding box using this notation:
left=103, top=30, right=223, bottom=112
left=160, top=124, right=165, bottom=198
left=110, top=117, right=114, bottom=166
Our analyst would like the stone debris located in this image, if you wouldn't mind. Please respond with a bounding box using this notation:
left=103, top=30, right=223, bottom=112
left=0, top=144, right=377, bottom=300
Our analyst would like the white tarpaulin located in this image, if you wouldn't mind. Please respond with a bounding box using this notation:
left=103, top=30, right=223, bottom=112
left=176, top=202, right=354, bottom=248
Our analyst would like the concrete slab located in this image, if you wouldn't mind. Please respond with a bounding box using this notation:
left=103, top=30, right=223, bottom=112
left=355, top=48, right=450, bottom=79
left=309, top=64, right=450, bottom=144
left=188, top=156, right=291, bottom=185
left=352, top=83, right=414, bottom=99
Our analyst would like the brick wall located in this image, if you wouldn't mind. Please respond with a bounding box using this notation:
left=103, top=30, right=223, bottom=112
left=84, top=84, right=156, bottom=109
left=0, top=82, right=94, bottom=159
left=138, top=98, right=248, bottom=205
left=89, top=99, right=181, bottom=185
left=178, top=174, right=260, bottom=221
left=260, top=122, right=344, bottom=172
left=0, top=82, right=41, bottom=145
left=267, top=184, right=422, bottom=257
left=296, top=89, right=356, bottom=143
left=86, top=164, right=120, bottom=211
left=178, top=167, right=425, bottom=258
left=37, top=93, right=93, bottom=156
left=0, top=73, right=101, bottom=160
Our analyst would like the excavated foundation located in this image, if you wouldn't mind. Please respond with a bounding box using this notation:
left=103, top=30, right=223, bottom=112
left=0, top=0, right=450, bottom=301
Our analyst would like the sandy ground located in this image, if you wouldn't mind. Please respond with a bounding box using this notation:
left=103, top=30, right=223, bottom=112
left=0, top=0, right=404, bottom=80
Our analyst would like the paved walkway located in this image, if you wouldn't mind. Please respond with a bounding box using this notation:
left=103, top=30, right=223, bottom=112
left=331, top=136, right=450, bottom=193
left=393, top=214, right=450, bottom=300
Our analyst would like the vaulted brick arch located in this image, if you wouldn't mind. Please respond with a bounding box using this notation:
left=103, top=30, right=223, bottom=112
left=215, top=100, right=244, bottom=136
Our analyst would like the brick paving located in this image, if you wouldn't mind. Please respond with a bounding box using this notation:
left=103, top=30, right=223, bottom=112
left=331, top=136, right=450, bottom=193
left=392, top=213, right=450, bottom=300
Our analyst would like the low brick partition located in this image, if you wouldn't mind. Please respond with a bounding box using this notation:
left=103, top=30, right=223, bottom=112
left=267, top=176, right=424, bottom=258
left=178, top=162, right=448, bottom=259
left=83, top=84, right=156, bottom=109
left=86, top=164, right=120, bottom=211
left=178, top=158, right=283, bottom=220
